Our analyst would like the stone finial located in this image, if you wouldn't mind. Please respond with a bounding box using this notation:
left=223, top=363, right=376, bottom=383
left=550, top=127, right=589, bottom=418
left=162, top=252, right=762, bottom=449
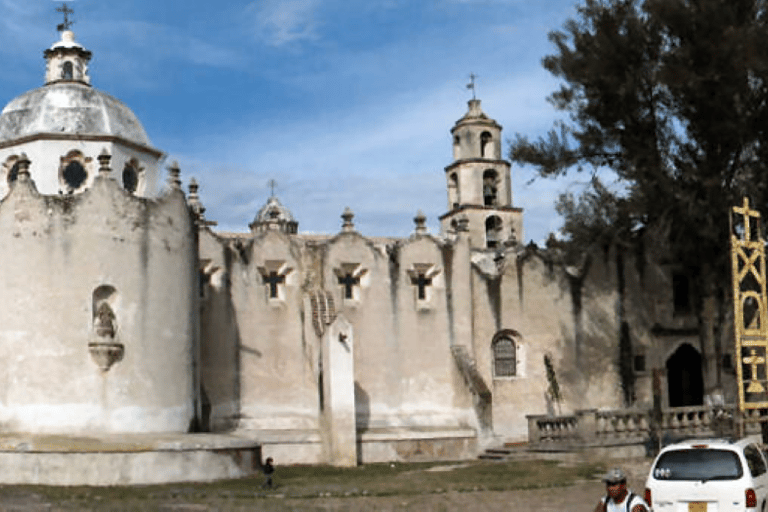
left=188, top=177, right=205, bottom=219
left=341, top=207, right=355, bottom=232
left=98, top=148, right=112, bottom=177
left=186, top=178, right=217, bottom=227
left=414, top=210, right=428, bottom=235
left=16, top=153, right=31, bottom=182
left=167, top=161, right=182, bottom=190
left=188, top=177, right=199, bottom=198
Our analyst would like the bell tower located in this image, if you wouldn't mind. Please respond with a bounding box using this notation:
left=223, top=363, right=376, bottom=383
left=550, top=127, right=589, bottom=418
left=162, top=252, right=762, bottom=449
left=439, top=99, right=523, bottom=249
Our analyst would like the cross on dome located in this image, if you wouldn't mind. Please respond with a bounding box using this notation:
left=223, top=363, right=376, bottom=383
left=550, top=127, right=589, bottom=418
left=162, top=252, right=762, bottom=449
left=56, top=2, right=75, bottom=32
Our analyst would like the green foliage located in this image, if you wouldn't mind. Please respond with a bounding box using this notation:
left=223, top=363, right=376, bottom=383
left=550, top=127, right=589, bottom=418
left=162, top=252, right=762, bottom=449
left=544, top=353, right=563, bottom=404
left=555, top=176, right=632, bottom=262
left=0, top=459, right=608, bottom=509
left=511, top=0, right=768, bottom=313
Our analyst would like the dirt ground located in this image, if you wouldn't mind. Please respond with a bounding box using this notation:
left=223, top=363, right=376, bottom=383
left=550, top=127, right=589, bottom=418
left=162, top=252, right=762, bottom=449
left=0, top=460, right=651, bottom=512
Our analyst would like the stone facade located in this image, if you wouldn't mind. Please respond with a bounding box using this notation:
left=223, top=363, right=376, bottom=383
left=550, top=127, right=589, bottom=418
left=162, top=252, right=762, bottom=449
left=0, top=27, right=737, bottom=470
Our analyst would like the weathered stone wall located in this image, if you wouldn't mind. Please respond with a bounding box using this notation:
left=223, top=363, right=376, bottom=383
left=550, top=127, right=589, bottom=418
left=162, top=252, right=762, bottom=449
left=201, top=217, right=715, bottom=451
left=0, top=174, right=196, bottom=433
left=198, top=228, right=240, bottom=432
left=228, top=230, right=319, bottom=432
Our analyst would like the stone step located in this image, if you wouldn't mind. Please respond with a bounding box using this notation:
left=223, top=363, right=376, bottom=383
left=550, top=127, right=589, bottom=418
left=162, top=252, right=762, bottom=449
left=478, top=442, right=531, bottom=461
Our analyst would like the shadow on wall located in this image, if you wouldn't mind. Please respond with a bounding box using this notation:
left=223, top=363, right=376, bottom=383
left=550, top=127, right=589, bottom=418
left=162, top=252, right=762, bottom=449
left=355, top=381, right=370, bottom=464
left=355, top=382, right=370, bottom=430
left=558, top=301, right=627, bottom=410
left=199, top=265, right=244, bottom=433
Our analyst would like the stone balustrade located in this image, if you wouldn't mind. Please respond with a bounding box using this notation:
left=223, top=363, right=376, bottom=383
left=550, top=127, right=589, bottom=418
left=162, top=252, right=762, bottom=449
left=527, top=405, right=765, bottom=450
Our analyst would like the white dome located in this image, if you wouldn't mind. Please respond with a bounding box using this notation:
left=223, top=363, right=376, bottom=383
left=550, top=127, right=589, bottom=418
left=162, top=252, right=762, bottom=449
left=0, top=82, right=151, bottom=146
left=255, top=196, right=296, bottom=223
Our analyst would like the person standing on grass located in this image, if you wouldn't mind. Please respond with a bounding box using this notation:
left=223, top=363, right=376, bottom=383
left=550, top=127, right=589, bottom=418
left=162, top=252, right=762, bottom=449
left=594, top=468, right=648, bottom=512
left=262, top=457, right=275, bottom=489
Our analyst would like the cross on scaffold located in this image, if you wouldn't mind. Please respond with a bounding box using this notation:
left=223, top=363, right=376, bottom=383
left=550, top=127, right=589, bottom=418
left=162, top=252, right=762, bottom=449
left=267, top=179, right=278, bottom=197
left=56, top=2, right=75, bottom=32
left=744, top=348, right=766, bottom=393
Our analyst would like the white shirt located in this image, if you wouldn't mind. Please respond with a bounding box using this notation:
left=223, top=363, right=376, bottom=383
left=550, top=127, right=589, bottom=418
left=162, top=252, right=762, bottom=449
left=603, top=491, right=647, bottom=512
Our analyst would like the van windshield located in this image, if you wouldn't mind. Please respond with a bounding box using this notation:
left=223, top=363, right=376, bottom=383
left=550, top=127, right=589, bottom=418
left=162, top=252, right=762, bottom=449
left=654, top=449, right=743, bottom=481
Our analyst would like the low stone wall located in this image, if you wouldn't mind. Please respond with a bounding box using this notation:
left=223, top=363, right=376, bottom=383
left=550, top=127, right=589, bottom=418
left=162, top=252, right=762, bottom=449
left=0, top=433, right=260, bottom=486
left=246, top=427, right=478, bottom=465
left=527, top=405, right=764, bottom=451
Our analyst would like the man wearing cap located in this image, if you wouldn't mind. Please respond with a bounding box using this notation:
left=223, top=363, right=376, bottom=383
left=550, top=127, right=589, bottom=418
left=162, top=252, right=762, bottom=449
left=594, top=468, right=649, bottom=512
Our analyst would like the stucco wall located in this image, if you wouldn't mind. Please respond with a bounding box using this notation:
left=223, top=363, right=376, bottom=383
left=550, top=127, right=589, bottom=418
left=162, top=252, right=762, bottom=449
left=0, top=174, right=196, bottom=433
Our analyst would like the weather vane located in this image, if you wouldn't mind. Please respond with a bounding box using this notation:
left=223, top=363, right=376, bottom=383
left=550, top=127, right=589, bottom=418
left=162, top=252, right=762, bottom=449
left=268, top=179, right=278, bottom=197
left=466, top=73, right=478, bottom=100
left=55, top=2, right=75, bottom=32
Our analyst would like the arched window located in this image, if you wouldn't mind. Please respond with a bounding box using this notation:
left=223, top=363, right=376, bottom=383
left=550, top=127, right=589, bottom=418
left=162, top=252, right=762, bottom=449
left=63, top=161, right=87, bottom=190
left=4, top=156, right=20, bottom=185
left=448, top=172, right=459, bottom=208
left=492, top=331, right=520, bottom=377
left=480, top=131, right=492, bottom=157
left=483, top=169, right=498, bottom=206
left=485, top=215, right=502, bottom=249
left=62, top=61, right=74, bottom=80
left=60, top=151, right=88, bottom=193
left=8, top=161, right=19, bottom=183
left=122, top=160, right=140, bottom=194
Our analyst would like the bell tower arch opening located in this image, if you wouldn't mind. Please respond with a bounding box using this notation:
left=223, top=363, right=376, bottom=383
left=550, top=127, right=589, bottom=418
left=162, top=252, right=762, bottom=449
left=448, top=172, right=458, bottom=209
left=666, top=343, right=704, bottom=407
left=485, top=215, right=502, bottom=249
left=480, top=131, right=492, bottom=158
left=483, top=169, right=498, bottom=206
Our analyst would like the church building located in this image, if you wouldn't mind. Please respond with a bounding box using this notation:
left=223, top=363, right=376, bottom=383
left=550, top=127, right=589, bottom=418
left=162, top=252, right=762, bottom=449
left=0, top=21, right=732, bottom=470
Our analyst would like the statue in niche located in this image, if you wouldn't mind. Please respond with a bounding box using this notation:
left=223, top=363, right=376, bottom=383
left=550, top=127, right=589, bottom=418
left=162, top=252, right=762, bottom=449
left=94, top=302, right=116, bottom=338
left=88, top=302, right=123, bottom=371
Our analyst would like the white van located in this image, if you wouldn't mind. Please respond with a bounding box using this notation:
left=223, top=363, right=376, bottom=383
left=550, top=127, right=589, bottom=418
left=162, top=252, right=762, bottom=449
left=645, top=438, right=768, bottom=511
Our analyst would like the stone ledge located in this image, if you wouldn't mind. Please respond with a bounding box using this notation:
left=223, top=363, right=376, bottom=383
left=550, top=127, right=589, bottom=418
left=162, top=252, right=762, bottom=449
left=0, top=432, right=258, bottom=453
left=359, top=427, right=476, bottom=442
left=0, top=433, right=261, bottom=485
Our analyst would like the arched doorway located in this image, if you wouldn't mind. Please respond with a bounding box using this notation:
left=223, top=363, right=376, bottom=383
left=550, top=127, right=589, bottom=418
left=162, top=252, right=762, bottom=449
left=666, top=343, right=704, bottom=407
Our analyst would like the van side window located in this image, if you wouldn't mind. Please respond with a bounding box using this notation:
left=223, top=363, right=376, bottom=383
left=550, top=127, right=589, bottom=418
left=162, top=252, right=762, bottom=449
left=744, top=444, right=767, bottom=477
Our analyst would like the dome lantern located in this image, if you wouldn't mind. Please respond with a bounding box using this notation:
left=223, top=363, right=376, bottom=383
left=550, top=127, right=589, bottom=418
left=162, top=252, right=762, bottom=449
left=44, top=30, right=92, bottom=86
left=250, top=194, right=299, bottom=235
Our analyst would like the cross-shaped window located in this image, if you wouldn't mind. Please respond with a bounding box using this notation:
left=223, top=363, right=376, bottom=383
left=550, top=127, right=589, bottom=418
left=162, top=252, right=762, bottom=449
left=407, top=264, right=440, bottom=304
left=338, top=273, right=360, bottom=299
left=263, top=271, right=286, bottom=299
left=257, top=261, right=292, bottom=301
left=334, top=264, right=367, bottom=302
left=411, top=273, right=432, bottom=300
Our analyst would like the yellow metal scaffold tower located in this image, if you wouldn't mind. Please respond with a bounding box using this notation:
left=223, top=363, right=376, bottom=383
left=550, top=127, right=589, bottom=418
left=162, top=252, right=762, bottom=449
left=730, top=197, right=768, bottom=435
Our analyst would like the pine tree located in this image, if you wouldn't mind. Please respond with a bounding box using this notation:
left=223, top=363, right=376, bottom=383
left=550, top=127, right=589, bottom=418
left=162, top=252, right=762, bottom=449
left=512, top=0, right=768, bottom=389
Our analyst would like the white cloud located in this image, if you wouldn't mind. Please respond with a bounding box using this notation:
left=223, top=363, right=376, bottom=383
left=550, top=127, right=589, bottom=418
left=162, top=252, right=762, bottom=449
left=250, top=0, right=322, bottom=47
left=99, top=20, right=244, bottom=68
left=172, top=68, right=568, bottom=241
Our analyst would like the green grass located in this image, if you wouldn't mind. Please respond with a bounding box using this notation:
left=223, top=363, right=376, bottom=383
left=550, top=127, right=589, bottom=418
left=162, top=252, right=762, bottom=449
left=0, top=458, right=608, bottom=510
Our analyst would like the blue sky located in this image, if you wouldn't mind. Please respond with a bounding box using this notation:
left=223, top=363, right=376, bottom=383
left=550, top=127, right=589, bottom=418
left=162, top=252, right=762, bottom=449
left=0, top=0, right=588, bottom=243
